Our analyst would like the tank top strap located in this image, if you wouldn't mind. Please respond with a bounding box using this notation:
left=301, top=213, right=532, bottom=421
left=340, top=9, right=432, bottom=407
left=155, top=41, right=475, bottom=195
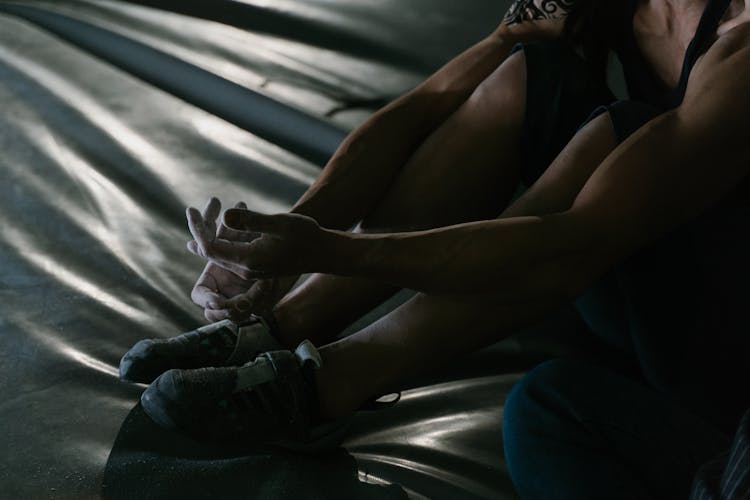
left=616, top=0, right=732, bottom=109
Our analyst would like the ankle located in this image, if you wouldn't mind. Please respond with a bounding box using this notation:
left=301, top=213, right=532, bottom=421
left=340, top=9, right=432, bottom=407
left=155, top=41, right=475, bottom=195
left=274, top=290, right=340, bottom=348
left=314, top=367, right=359, bottom=420
left=271, top=299, right=308, bottom=348
left=314, top=341, right=374, bottom=419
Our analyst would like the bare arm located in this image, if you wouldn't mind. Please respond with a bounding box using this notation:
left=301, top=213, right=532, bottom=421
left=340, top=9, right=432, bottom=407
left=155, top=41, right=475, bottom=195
left=214, top=24, right=750, bottom=302
left=290, top=30, right=514, bottom=229
left=186, top=4, right=570, bottom=319
left=321, top=24, right=750, bottom=295
left=290, top=2, right=569, bottom=230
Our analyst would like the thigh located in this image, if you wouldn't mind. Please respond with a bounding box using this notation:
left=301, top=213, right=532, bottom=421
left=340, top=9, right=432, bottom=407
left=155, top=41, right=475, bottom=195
left=501, top=110, right=618, bottom=218
left=361, top=49, right=528, bottom=231
left=503, top=358, right=730, bottom=500
left=501, top=99, right=662, bottom=222
left=363, top=40, right=615, bottom=232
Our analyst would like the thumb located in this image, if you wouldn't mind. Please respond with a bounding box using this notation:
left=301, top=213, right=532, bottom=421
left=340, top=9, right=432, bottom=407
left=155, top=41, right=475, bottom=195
left=223, top=208, right=286, bottom=235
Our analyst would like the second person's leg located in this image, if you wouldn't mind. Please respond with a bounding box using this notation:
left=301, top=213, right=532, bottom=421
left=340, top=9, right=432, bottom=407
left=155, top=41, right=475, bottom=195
left=503, top=358, right=730, bottom=500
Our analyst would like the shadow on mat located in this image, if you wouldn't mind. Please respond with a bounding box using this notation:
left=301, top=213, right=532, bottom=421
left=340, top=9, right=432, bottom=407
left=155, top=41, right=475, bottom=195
left=102, top=404, right=407, bottom=500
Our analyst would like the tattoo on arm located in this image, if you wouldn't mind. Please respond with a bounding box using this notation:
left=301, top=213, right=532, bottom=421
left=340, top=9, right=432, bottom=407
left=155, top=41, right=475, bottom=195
left=503, top=0, right=576, bottom=26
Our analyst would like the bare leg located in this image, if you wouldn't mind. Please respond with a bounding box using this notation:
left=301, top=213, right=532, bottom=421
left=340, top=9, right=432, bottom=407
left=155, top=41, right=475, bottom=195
left=314, top=111, right=620, bottom=418
left=275, top=51, right=528, bottom=346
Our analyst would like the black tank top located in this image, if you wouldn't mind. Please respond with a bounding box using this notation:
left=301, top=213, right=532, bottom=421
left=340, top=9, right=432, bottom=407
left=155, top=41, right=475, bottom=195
left=584, top=0, right=750, bottom=434
left=615, top=0, right=732, bottom=109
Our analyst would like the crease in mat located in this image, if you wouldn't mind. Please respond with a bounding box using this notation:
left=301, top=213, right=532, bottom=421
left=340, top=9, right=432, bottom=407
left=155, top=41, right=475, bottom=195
left=0, top=2, right=346, bottom=166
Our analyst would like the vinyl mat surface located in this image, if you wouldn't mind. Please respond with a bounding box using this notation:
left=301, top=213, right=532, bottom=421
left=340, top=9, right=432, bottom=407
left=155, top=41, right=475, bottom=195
left=0, top=1, right=597, bottom=498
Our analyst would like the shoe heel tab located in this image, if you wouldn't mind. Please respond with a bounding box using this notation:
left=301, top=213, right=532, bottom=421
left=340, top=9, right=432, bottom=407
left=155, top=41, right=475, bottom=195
left=294, top=340, right=322, bottom=369
left=197, top=319, right=237, bottom=335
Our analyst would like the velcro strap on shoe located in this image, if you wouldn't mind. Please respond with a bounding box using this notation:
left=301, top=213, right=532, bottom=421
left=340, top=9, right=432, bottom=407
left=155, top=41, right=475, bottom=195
left=194, top=318, right=237, bottom=336
left=225, top=318, right=282, bottom=365
left=257, top=348, right=319, bottom=442
left=234, top=357, right=277, bottom=390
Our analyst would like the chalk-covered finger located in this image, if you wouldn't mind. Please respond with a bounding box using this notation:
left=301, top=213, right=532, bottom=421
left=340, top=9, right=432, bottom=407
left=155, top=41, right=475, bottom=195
left=205, top=307, right=231, bottom=322
left=186, top=206, right=213, bottom=254
left=225, top=293, right=256, bottom=317
left=214, top=201, right=258, bottom=241
left=196, top=237, right=251, bottom=266
left=223, top=209, right=285, bottom=234
left=216, top=222, right=260, bottom=242
left=186, top=240, right=201, bottom=256
left=210, top=257, right=255, bottom=281
left=191, top=284, right=227, bottom=310
left=202, top=197, right=221, bottom=223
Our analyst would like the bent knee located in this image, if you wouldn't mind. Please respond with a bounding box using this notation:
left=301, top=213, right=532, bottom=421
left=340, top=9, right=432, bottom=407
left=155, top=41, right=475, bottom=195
left=463, top=50, right=526, bottom=126
left=503, top=358, right=592, bottom=435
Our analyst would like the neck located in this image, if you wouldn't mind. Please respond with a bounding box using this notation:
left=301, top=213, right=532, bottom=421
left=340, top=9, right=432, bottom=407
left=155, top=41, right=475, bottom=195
left=661, top=0, right=709, bottom=14
left=640, top=0, right=708, bottom=35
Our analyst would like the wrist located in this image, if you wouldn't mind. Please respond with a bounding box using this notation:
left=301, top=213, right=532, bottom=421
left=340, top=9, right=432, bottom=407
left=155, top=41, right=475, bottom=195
left=319, top=230, right=383, bottom=277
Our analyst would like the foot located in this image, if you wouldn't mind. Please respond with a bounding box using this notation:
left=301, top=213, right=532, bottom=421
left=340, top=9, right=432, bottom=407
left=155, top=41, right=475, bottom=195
left=140, top=341, right=349, bottom=451
left=119, top=318, right=282, bottom=384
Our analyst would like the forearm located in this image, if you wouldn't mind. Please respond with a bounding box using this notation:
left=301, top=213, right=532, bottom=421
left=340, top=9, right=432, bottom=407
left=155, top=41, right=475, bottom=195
left=321, top=212, right=592, bottom=297
left=291, top=27, right=523, bottom=229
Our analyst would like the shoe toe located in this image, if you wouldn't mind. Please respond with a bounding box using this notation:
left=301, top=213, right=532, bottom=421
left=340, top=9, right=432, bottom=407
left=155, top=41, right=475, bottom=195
left=141, top=367, right=238, bottom=439
left=140, top=368, right=183, bottom=431
left=119, top=339, right=168, bottom=384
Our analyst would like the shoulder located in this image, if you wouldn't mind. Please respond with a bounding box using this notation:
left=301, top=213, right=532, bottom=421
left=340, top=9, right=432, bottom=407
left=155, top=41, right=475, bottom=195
left=689, top=21, right=750, bottom=93
left=709, top=20, right=750, bottom=60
